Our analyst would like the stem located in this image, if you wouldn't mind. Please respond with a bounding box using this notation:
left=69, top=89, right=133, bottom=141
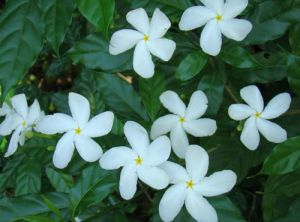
left=225, top=85, right=240, bottom=103
left=138, top=181, right=153, bottom=203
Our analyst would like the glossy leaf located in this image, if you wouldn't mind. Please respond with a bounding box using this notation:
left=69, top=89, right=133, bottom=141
left=287, top=54, right=300, bottom=96
left=41, top=0, right=75, bottom=54
left=0, top=0, right=43, bottom=98
left=46, top=168, right=74, bottom=193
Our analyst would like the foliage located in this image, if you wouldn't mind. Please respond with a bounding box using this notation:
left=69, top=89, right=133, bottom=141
left=0, top=0, right=300, bottom=221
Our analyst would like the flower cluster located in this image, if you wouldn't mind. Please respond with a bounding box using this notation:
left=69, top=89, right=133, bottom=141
left=110, top=1, right=253, bottom=77
left=0, top=85, right=291, bottom=221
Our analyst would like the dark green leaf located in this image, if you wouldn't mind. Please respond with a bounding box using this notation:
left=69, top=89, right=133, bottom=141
left=139, top=73, right=165, bottom=121
left=220, top=46, right=259, bottom=69
left=97, top=73, right=149, bottom=121
left=46, top=168, right=73, bottom=193
left=289, top=24, right=300, bottom=55
left=67, top=33, right=132, bottom=72
left=287, top=54, right=300, bottom=96
left=15, top=161, right=41, bottom=196
left=41, top=0, right=75, bottom=54
left=155, top=0, right=192, bottom=10
left=198, top=72, right=224, bottom=115
left=176, top=51, right=208, bottom=81
left=76, top=0, right=115, bottom=38
left=261, top=136, right=300, bottom=175
left=0, top=0, right=43, bottom=98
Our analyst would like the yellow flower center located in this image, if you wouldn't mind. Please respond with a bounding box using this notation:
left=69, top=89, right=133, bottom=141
left=186, top=180, right=195, bottom=189
left=215, top=14, right=223, bottom=22
left=75, top=127, right=82, bottom=135
left=179, top=117, right=185, bottom=123
left=135, top=156, right=143, bottom=165
left=143, top=35, right=149, bottom=41
left=22, top=121, right=27, bottom=127
left=255, top=112, right=261, bottom=118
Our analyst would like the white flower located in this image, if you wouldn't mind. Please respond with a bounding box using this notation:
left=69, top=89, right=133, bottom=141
left=179, top=0, right=252, bottom=56
left=109, top=8, right=176, bottom=78
left=159, top=145, right=237, bottom=222
left=100, top=121, right=171, bottom=200
left=0, top=94, right=42, bottom=157
left=151, top=90, right=217, bottom=158
left=36, top=93, right=114, bottom=169
left=228, top=85, right=291, bottom=150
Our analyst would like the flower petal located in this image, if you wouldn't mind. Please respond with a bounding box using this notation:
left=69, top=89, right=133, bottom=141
left=137, top=166, right=169, bottom=189
left=11, top=94, right=28, bottom=119
left=4, top=127, right=22, bottom=157
left=185, top=90, right=208, bottom=120
left=160, top=91, right=186, bottom=117
left=69, top=92, right=90, bottom=128
left=160, top=161, right=189, bottom=184
left=228, top=104, right=256, bottom=120
left=36, top=113, right=76, bottom=135
left=220, top=19, right=252, bottom=41
left=147, top=38, right=176, bottom=61
left=195, top=170, right=237, bottom=197
left=179, top=6, right=215, bottom=31
left=109, top=29, right=144, bottom=55
left=75, top=135, right=103, bottom=162
left=0, top=103, right=10, bottom=116
left=143, top=136, right=171, bottom=166
left=240, top=117, right=260, bottom=150
left=170, top=124, right=189, bottom=158
left=100, top=146, right=136, bottom=170
left=200, top=20, right=222, bottom=56
left=185, top=190, right=218, bottom=222
left=183, top=118, right=217, bottom=137
left=27, top=99, right=41, bottom=125
left=201, top=0, right=224, bottom=14
left=53, top=132, right=75, bottom=169
left=223, top=0, right=249, bottom=19
left=0, top=114, right=21, bottom=136
left=261, top=93, right=291, bottom=119
left=149, top=8, right=171, bottom=39
left=185, top=145, right=209, bottom=182
left=256, top=118, right=287, bottom=143
left=119, top=163, right=137, bottom=200
left=124, top=121, right=149, bottom=156
left=240, top=85, right=264, bottom=113
left=150, top=114, right=179, bottom=139
left=126, top=8, right=150, bottom=34
left=159, top=183, right=187, bottom=222
left=83, top=111, right=114, bottom=137
left=133, top=41, right=155, bottom=78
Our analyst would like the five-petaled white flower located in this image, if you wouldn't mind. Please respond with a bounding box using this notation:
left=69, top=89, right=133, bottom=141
left=151, top=90, right=217, bottom=158
left=36, top=93, right=114, bottom=169
left=100, top=121, right=171, bottom=200
left=159, top=145, right=237, bottom=222
left=179, top=0, right=252, bottom=56
left=109, top=8, right=176, bottom=78
left=228, top=85, right=291, bottom=150
left=0, top=94, right=43, bottom=157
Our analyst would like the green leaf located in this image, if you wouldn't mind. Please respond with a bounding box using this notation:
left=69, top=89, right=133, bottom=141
left=14, top=215, right=55, bottom=222
left=69, top=165, right=117, bottom=217
left=0, top=0, right=44, bottom=98
left=46, top=168, right=73, bottom=193
left=67, top=33, right=132, bottom=72
left=175, top=51, right=208, bottom=81
left=198, top=72, right=224, bottom=115
left=0, top=192, right=69, bottom=222
left=15, top=161, right=41, bottom=196
left=274, top=197, right=300, bottom=222
left=41, top=0, right=75, bottom=54
left=220, top=46, right=259, bottom=69
left=76, top=0, right=115, bottom=38
left=97, top=73, right=149, bottom=121
left=210, top=196, right=245, bottom=222
left=289, top=24, right=300, bottom=55
left=139, top=73, right=165, bottom=121
left=155, top=0, right=192, bottom=10
left=287, top=54, right=300, bottom=96
left=261, top=136, right=300, bottom=175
